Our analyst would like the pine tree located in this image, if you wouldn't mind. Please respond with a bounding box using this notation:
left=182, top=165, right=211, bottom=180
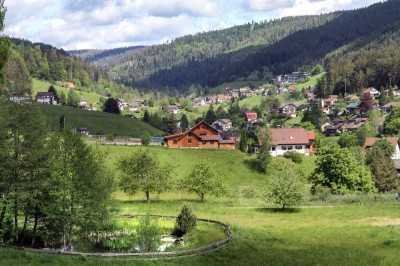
left=239, top=129, right=248, bottom=153
left=167, top=113, right=178, bottom=134
left=180, top=114, right=189, bottom=131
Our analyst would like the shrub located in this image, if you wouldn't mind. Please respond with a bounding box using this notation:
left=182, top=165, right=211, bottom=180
left=283, top=151, right=304, bottom=164
left=172, top=204, right=197, bottom=237
left=136, top=214, right=162, bottom=252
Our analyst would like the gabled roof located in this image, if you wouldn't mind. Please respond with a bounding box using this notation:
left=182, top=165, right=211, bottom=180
left=363, top=137, right=399, bottom=152
left=164, top=120, right=219, bottom=140
left=269, top=128, right=314, bottom=145
left=245, top=112, right=258, bottom=120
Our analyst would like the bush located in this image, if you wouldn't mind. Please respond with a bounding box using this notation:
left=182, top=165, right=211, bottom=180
left=136, top=214, right=162, bottom=252
left=172, top=204, right=197, bottom=237
left=283, top=151, right=304, bottom=164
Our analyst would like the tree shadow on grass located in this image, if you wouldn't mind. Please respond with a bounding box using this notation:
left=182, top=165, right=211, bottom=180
left=255, top=207, right=301, bottom=214
left=244, top=158, right=263, bottom=173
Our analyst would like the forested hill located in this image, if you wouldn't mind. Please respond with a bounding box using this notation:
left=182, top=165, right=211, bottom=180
left=68, top=46, right=145, bottom=64
left=72, top=0, right=400, bottom=94
left=6, top=38, right=131, bottom=97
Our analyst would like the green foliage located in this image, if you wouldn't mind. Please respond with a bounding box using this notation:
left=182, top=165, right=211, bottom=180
left=338, top=132, right=358, bottom=148
left=181, top=159, right=227, bottom=202
left=311, top=64, right=324, bottom=76
left=302, top=100, right=325, bottom=128
left=172, top=204, right=197, bottom=237
left=205, top=108, right=217, bottom=125
left=355, top=124, right=376, bottom=146
left=180, top=113, right=189, bottom=131
left=143, top=110, right=150, bottom=122
left=365, top=140, right=398, bottom=192
left=384, top=106, right=400, bottom=135
left=5, top=50, right=32, bottom=95
left=141, top=133, right=150, bottom=146
left=118, top=149, right=173, bottom=202
left=310, top=145, right=376, bottom=194
left=257, top=128, right=272, bottom=173
left=136, top=214, right=162, bottom=252
left=167, top=113, right=177, bottom=134
left=67, top=89, right=79, bottom=108
left=283, top=151, right=304, bottom=164
left=102, top=97, right=120, bottom=114
left=264, top=160, right=305, bottom=209
left=239, top=129, right=248, bottom=153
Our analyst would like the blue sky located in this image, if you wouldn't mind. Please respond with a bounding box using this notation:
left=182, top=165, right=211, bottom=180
left=4, top=0, right=382, bottom=50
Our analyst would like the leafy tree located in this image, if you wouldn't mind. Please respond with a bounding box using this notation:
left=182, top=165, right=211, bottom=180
left=365, top=140, right=398, bottom=192
left=180, top=113, right=189, bottom=131
left=148, top=98, right=155, bottom=107
left=141, top=133, right=150, bottom=146
left=118, top=149, right=173, bottom=203
left=388, top=86, right=395, bottom=100
left=0, top=0, right=9, bottom=86
left=311, top=64, right=324, bottom=75
left=384, top=106, right=400, bottom=135
left=181, top=160, right=227, bottom=202
left=257, top=128, right=272, bottom=173
left=302, top=100, right=325, bottom=128
left=48, top=85, right=59, bottom=102
left=136, top=214, right=162, bottom=252
left=359, top=92, right=374, bottom=114
left=67, top=89, right=79, bottom=108
left=5, top=50, right=32, bottom=95
left=264, top=160, right=305, bottom=209
left=239, top=129, right=249, bottom=153
left=355, top=124, right=376, bottom=146
left=172, top=204, right=197, bottom=237
left=338, top=132, right=358, bottom=148
left=310, top=146, right=375, bottom=194
left=59, top=91, right=66, bottom=106
left=379, top=87, right=389, bottom=106
left=103, top=97, right=120, bottom=114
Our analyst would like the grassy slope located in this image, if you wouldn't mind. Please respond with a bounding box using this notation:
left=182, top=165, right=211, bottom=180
left=295, top=72, right=325, bottom=90
left=1, top=146, right=399, bottom=265
left=32, top=79, right=104, bottom=106
left=38, top=104, right=163, bottom=137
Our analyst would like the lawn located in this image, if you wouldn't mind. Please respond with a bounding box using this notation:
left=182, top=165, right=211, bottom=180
left=37, top=104, right=163, bottom=137
left=1, top=146, right=399, bottom=266
left=295, top=72, right=325, bottom=90
left=32, top=79, right=105, bottom=107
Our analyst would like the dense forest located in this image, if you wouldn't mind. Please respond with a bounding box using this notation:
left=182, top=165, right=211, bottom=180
left=72, top=0, right=400, bottom=95
left=5, top=38, right=136, bottom=97
left=68, top=46, right=145, bottom=64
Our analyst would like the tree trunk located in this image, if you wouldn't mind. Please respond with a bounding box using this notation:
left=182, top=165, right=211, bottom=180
left=201, top=193, right=204, bottom=203
left=14, top=188, right=18, bottom=244
left=0, top=198, right=7, bottom=230
left=31, top=203, right=39, bottom=247
left=20, top=200, right=31, bottom=245
left=282, top=204, right=286, bottom=210
left=146, top=191, right=150, bottom=203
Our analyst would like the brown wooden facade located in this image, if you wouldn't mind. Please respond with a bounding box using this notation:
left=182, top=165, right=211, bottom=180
left=164, top=121, right=235, bottom=150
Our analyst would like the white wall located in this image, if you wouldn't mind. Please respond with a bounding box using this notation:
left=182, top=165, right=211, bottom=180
left=270, top=145, right=310, bottom=157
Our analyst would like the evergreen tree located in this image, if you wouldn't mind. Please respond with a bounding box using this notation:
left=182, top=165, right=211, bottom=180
left=180, top=113, right=189, bottom=131
left=257, top=128, right=272, bottom=173
left=379, top=87, right=389, bottom=106
left=59, top=91, right=66, bottom=106
left=48, top=85, right=59, bottom=102
left=205, top=106, right=217, bottom=125
left=67, top=89, right=79, bottom=108
left=143, top=109, right=150, bottom=122
left=103, top=97, right=120, bottom=114
left=239, top=129, right=249, bottom=153
left=388, top=86, right=395, bottom=100
left=167, top=113, right=178, bottom=134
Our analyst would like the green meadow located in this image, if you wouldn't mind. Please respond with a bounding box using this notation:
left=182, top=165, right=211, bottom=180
left=37, top=104, right=163, bottom=137
left=1, top=146, right=399, bottom=266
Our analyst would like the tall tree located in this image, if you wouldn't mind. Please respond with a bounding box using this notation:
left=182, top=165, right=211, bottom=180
left=359, top=92, right=374, bottom=114
left=239, top=129, right=249, bottom=153
left=103, top=97, right=120, bottom=114
left=180, top=114, right=189, bottom=131
left=118, top=149, right=173, bottom=203
left=205, top=106, right=217, bottom=125
left=67, top=89, right=79, bottom=108
left=257, top=128, right=272, bottom=173
left=0, top=0, right=9, bottom=86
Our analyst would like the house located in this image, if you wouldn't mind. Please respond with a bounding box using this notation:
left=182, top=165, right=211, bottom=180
left=205, top=96, right=218, bottom=104
left=36, top=92, right=56, bottom=105
left=363, top=87, right=380, bottom=98
left=9, top=94, right=31, bottom=104
left=129, top=101, right=140, bottom=112
left=193, top=98, right=206, bottom=107
left=75, top=125, right=90, bottom=136
left=382, top=102, right=400, bottom=114
left=346, top=102, right=361, bottom=114
left=80, top=97, right=88, bottom=107
left=166, top=104, right=181, bottom=114
left=117, top=99, right=128, bottom=111
left=245, top=112, right=258, bottom=121
left=239, top=87, right=252, bottom=98
left=261, top=128, right=315, bottom=156
left=212, top=119, right=233, bottom=132
left=322, top=95, right=338, bottom=113
left=325, top=121, right=347, bottom=136
left=164, top=121, right=235, bottom=150
left=306, top=92, right=315, bottom=103
left=278, top=104, right=297, bottom=118
left=363, top=137, right=400, bottom=159
left=345, top=94, right=359, bottom=101
left=345, top=118, right=368, bottom=131
left=217, top=94, right=232, bottom=102
left=245, top=112, right=263, bottom=129
left=231, top=88, right=240, bottom=98
left=64, top=82, right=76, bottom=89
left=277, top=87, right=288, bottom=94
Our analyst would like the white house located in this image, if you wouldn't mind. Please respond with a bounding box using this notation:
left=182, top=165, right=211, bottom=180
left=363, top=137, right=400, bottom=159
left=278, top=104, right=297, bottom=118
left=363, top=87, right=380, bottom=98
left=117, top=99, right=129, bottom=111
left=36, top=92, right=56, bottom=105
left=261, top=128, right=316, bottom=157
left=212, top=119, right=233, bottom=132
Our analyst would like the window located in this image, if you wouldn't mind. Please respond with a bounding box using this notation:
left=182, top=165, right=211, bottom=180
left=173, top=140, right=178, bottom=144
left=288, top=146, right=293, bottom=150
left=271, top=146, right=276, bottom=151
left=295, top=145, right=302, bottom=150
left=188, top=138, right=192, bottom=144
left=211, top=141, right=215, bottom=144
left=202, top=141, right=206, bottom=144
left=282, top=146, right=287, bottom=150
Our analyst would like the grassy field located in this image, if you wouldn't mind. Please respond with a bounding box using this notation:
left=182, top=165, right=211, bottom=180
left=1, top=146, right=399, bottom=265
left=37, top=104, right=163, bottom=137
left=295, top=72, right=325, bottom=90
left=32, top=79, right=104, bottom=107
left=210, top=80, right=267, bottom=95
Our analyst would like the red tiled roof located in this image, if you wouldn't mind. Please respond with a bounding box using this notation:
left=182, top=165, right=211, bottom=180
left=245, top=112, right=258, bottom=120
left=308, top=131, right=315, bottom=140
left=362, top=137, right=399, bottom=151
left=270, top=128, right=313, bottom=145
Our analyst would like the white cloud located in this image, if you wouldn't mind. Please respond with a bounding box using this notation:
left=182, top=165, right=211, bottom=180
left=3, top=0, right=383, bottom=50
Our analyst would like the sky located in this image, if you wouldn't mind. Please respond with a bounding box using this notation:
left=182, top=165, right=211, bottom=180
left=4, top=0, right=383, bottom=50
